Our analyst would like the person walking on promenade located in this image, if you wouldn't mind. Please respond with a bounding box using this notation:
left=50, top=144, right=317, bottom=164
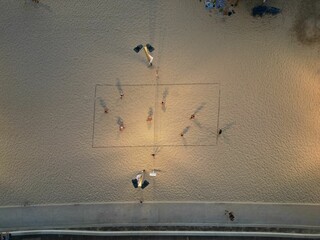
left=225, top=210, right=235, bottom=221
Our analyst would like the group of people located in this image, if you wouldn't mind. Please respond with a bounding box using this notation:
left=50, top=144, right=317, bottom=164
left=0, top=233, right=11, bottom=240
left=102, top=89, right=125, bottom=131
left=103, top=44, right=156, bottom=133
left=203, top=0, right=238, bottom=16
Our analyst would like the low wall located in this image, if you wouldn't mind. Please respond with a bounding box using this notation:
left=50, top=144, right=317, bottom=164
left=0, top=202, right=319, bottom=231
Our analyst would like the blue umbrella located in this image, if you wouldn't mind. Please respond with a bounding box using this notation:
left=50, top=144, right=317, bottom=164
left=216, top=0, right=225, bottom=9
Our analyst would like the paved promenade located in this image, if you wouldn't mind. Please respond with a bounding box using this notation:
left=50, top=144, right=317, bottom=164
left=0, top=202, right=319, bottom=231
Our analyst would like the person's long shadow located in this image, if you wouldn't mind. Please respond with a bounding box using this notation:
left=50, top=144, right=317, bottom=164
left=117, top=117, right=124, bottom=126
left=220, top=122, right=236, bottom=132
left=147, top=107, right=153, bottom=129
left=116, top=117, right=124, bottom=139
left=191, top=103, right=206, bottom=128
left=193, top=119, right=202, bottom=129
left=152, top=146, right=161, bottom=156
left=194, top=102, right=206, bottom=115
left=99, top=98, right=107, bottom=109
left=181, top=126, right=191, bottom=146
left=161, top=88, right=169, bottom=112
left=96, top=97, right=108, bottom=121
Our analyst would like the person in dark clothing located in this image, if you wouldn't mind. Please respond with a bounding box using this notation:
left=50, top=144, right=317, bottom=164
left=225, top=210, right=235, bottom=221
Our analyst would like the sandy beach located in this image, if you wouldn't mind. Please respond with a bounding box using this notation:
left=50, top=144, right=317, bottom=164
left=0, top=0, right=319, bottom=207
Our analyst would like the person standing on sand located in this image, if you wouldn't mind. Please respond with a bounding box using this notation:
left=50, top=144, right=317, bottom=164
left=161, top=101, right=166, bottom=111
left=147, top=107, right=153, bottom=122
left=190, top=114, right=195, bottom=120
left=161, top=88, right=168, bottom=111
left=181, top=126, right=190, bottom=137
left=119, top=122, right=125, bottom=131
left=151, top=147, right=160, bottom=159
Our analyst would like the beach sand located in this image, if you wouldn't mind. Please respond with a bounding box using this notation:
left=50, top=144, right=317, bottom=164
left=0, top=0, right=319, bottom=206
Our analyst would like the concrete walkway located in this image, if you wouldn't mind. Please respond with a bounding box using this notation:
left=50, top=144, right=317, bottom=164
left=0, top=202, right=319, bottom=231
